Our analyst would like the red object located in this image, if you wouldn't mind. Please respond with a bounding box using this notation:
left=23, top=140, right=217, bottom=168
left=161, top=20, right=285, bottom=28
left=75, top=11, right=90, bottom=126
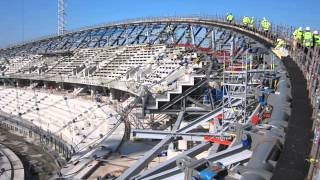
left=204, top=136, right=231, bottom=145
left=174, top=44, right=248, bottom=65
left=251, top=115, right=261, bottom=125
left=174, top=44, right=243, bottom=58
left=211, top=114, right=223, bottom=125
left=198, top=47, right=212, bottom=52
left=263, top=113, right=271, bottom=119
left=175, top=44, right=193, bottom=47
left=215, top=114, right=223, bottom=120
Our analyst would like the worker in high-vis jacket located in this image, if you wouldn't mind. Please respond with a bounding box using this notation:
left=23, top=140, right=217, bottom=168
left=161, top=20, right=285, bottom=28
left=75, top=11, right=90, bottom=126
left=306, top=157, right=318, bottom=165
left=275, top=39, right=286, bottom=49
left=226, top=13, right=234, bottom=23
left=293, top=27, right=304, bottom=49
left=293, top=27, right=303, bottom=42
left=249, top=17, right=255, bottom=29
left=261, top=18, right=271, bottom=32
left=242, top=16, right=250, bottom=28
left=314, top=31, right=320, bottom=48
left=303, top=27, right=313, bottom=47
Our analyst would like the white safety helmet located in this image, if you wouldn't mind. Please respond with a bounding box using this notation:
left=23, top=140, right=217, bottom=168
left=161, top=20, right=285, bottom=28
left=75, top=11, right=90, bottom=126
left=298, top=27, right=303, bottom=31
left=314, top=31, right=319, bottom=35
left=306, top=27, right=311, bottom=31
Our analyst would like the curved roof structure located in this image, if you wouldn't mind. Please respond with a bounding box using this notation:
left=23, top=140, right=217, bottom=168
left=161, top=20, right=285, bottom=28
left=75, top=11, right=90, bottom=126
left=0, top=16, right=287, bottom=57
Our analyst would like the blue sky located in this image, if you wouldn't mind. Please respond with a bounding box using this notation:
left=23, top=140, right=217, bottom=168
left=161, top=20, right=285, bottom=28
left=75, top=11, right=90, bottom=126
left=0, top=0, right=319, bottom=48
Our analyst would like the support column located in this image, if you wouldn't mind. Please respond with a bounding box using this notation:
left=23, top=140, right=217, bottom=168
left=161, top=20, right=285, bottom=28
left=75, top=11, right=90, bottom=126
left=231, top=35, right=235, bottom=60
left=190, top=26, right=195, bottom=45
left=90, top=88, right=95, bottom=98
left=110, top=88, right=116, bottom=100
left=43, top=82, right=48, bottom=89
left=50, top=137, right=53, bottom=147
left=59, top=142, right=62, bottom=153
left=211, top=29, right=216, bottom=51
left=62, top=145, right=66, bottom=156
left=58, top=82, right=64, bottom=90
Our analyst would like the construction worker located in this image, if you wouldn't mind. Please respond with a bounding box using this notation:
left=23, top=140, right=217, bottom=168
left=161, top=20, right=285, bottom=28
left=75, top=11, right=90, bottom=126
left=275, top=39, right=286, bottom=49
left=249, top=17, right=255, bottom=29
left=242, top=16, right=250, bottom=28
left=313, top=31, right=320, bottom=48
left=195, top=57, right=201, bottom=65
left=261, top=18, right=271, bottom=32
left=293, top=27, right=304, bottom=49
left=306, top=157, right=318, bottom=165
left=303, top=27, right=313, bottom=48
left=226, top=13, right=234, bottom=23
left=293, top=27, right=303, bottom=42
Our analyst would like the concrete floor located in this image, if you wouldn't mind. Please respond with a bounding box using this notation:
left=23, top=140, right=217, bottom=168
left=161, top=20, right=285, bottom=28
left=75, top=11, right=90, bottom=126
left=0, top=128, right=60, bottom=180
left=88, top=140, right=164, bottom=179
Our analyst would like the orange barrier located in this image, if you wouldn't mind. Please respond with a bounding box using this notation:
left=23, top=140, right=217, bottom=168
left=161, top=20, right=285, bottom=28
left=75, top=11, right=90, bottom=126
left=204, top=136, right=232, bottom=146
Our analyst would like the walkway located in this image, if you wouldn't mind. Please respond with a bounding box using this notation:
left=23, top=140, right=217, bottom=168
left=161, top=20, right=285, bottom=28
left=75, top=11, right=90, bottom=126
left=272, top=56, right=313, bottom=180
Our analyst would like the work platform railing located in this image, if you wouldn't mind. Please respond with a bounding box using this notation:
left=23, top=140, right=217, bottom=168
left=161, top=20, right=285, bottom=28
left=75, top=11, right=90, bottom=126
left=292, top=45, right=320, bottom=179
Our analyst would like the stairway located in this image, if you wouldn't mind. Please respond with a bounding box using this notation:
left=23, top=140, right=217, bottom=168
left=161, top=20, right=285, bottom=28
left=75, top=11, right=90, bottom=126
left=146, top=73, right=206, bottom=110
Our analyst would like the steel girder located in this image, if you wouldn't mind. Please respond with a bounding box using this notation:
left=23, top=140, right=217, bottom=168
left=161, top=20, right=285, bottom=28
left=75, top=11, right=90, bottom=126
left=0, top=19, right=255, bottom=58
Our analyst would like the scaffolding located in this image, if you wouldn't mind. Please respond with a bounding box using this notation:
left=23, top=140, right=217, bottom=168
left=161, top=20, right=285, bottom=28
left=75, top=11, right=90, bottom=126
left=222, top=42, right=251, bottom=127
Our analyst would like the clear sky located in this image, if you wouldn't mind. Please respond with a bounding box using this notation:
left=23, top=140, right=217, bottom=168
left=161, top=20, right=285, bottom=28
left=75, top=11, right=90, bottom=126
left=0, top=0, right=319, bottom=48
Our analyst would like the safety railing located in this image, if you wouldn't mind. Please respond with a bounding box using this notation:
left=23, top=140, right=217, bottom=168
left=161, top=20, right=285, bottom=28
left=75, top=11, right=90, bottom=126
left=0, top=111, right=75, bottom=158
left=290, top=44, right=320, bottom=179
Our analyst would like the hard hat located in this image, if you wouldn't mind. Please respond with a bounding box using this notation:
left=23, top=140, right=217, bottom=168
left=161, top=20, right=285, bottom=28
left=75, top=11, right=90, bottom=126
left=306, top=27, right=311, bottom=31
left=314, top=31, right=319, bottom=35
left=277, top=39, right=281, bottom=42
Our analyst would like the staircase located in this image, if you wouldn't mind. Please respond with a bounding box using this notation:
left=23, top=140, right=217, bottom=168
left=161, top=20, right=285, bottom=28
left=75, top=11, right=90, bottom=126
left=146, top=73, right=206, bottom=110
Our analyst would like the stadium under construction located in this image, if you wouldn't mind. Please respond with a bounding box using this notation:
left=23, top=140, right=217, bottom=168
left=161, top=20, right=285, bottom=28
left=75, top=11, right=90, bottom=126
left=0, top=14, right=319, bottom=180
